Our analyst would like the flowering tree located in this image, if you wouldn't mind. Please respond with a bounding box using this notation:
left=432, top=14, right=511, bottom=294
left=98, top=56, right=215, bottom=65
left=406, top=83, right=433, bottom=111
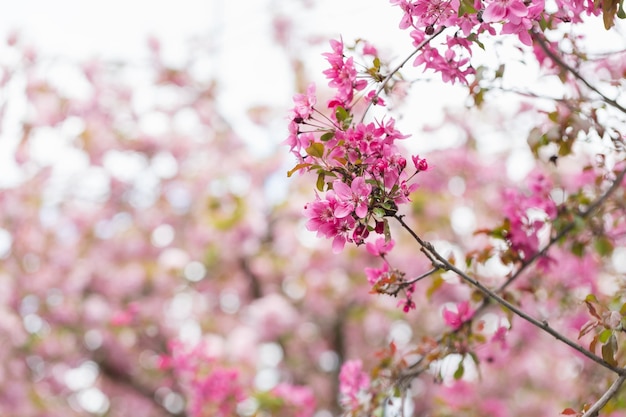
left=0, top=1, right=625, bottom=417
left=287, top=0, right=626, bottom=416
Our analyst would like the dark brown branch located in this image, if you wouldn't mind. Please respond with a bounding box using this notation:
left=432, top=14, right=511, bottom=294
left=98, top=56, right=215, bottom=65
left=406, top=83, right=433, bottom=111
left=393, top=214, right=626, bottom=376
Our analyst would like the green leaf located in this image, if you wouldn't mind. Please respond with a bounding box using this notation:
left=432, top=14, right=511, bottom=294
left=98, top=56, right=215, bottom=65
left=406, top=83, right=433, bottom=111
left=373, top=207, right=387, bottom=219
left=316, top=172, right=326, bottom=192
left=335, top=106, right=349, bottom=122
left=618, top=0, right=626, bottom=18
left=320, top=131, right=335, bottom=142
left=426, top=275, right=444, bottom=299
left=466, top=33, right=485, bottom=50
left=305, top=142, right=324, bottom=158
left=601, top=334, right=618, bottom=366
left=453, top=359, right=465, bottom=380
left=571, top=241, right=585, bottom=257
left=599, top=328, right=613, bottom=344
left=594, top=236, right=614, bottom=256
left=458, top=0, right=477, bottom=16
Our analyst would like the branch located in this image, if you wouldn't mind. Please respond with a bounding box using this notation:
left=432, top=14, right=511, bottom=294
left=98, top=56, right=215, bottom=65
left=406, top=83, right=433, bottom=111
left=500, top=165, right=626, bottom=291
left=359, top=26, right=446, bottom=123
left=582, top=374, right=626, bottom=417
left=392, top=214, right=626, bottom=376
left=532, top=31, right=626, bottom=114
left=406, top=267, right=440, bottom=285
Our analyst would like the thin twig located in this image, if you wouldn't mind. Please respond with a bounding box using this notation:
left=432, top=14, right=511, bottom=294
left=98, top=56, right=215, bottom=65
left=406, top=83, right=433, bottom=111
left=500, top=165, right=626, bottom=291
left=395, top=164, right=626, bottom=385
left=406, top=267, right=440, bottom=285
left=359, top=26, right=446, bottom=123
left=392, top=214, right=626, bottom=376
left=532, top=31, right=626, bottom=114
left=582, top=374, right=626, bottom=417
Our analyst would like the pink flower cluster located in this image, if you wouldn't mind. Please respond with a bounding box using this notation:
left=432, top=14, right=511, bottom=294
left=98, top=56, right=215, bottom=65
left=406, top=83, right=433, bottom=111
left=271, top=383, right=317, bottom=417
left=339, top=359, right=371, bottom=410
left=323, top=38, right=368, bottom=109
left=161, top=341, right=245, bottom=417
left=411, top=32, right=477, bottom=84
left=443, top=300, right=474, bottom=329
left=390, top=0, right=607, bottom=81
left=161, top=340, right=317, bottom=417
left=502, top=171, right=557, bottom=267
left=288, top=40, right=428, bottom=254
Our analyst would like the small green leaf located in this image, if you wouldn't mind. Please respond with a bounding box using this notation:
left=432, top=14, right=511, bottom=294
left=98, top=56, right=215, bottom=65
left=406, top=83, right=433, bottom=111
left=618, top=0, right=625, bottom=18
left=467, top=33, right=485, bottom=50
left=601, top=334, right=618, bottom=366
left=594, top=236, right=614, bottom=256
left=305, top=143, right=324, bottom=158
left=320, top=131, right=335, bottom=142
left=458, top=0, right=477, bottom=15
left=571, top=241, right=585, bottom=257
left=373, top=207, right=387, bottom=219
left=453, top=360, right=465, bottom=380
left=316, top=172, right=326, bottom=192
left=335, top=106, right=349, bottom=122
left=599, top=328, right=613, bottom=344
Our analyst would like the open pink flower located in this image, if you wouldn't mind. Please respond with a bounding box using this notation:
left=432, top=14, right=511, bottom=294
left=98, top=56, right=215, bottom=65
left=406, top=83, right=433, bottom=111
left=291, top=83, right=317, bottom=121
left=366, top=237, right=395, bottom=256
left=333, top=177, right=372, bottom=219
left=482, top=0, right=528, bottom=23
left=443, top=301, right=474, bottom=329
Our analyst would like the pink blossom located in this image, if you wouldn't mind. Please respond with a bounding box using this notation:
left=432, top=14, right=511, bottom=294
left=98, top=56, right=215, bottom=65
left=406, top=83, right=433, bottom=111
left=443, top=301, right=474, bottom=329
left=304, top=193, right=340, bottom=238
left=339, top=359, right=370, bottom=409
left=412, top=155, right=429, bottom=172
left=366, top=237, right=395, bottom=256
left=291, top=83, right=317, bottom=121
left=333, top=177, right=372, bottom=218
left=189, top=367, right=245, bottom=417
left=482, top=0, right=528, bottom=23
left=365, top=89, right=386, bottom=106
left=323, top=39, right=367, bottom=108
left=272, top=383, right=316, bottom=417
left=365, top=262, right=390, bottom=286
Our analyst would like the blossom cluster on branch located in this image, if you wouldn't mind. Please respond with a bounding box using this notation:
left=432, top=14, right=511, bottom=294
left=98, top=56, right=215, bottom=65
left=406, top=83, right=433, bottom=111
left=287, top=0, right=625, bottom=415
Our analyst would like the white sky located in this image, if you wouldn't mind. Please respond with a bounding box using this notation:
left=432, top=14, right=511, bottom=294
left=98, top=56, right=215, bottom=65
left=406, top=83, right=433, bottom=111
left=0, top=0, right=417, bottom=153
left=1, top=1, right=622, bottom=165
